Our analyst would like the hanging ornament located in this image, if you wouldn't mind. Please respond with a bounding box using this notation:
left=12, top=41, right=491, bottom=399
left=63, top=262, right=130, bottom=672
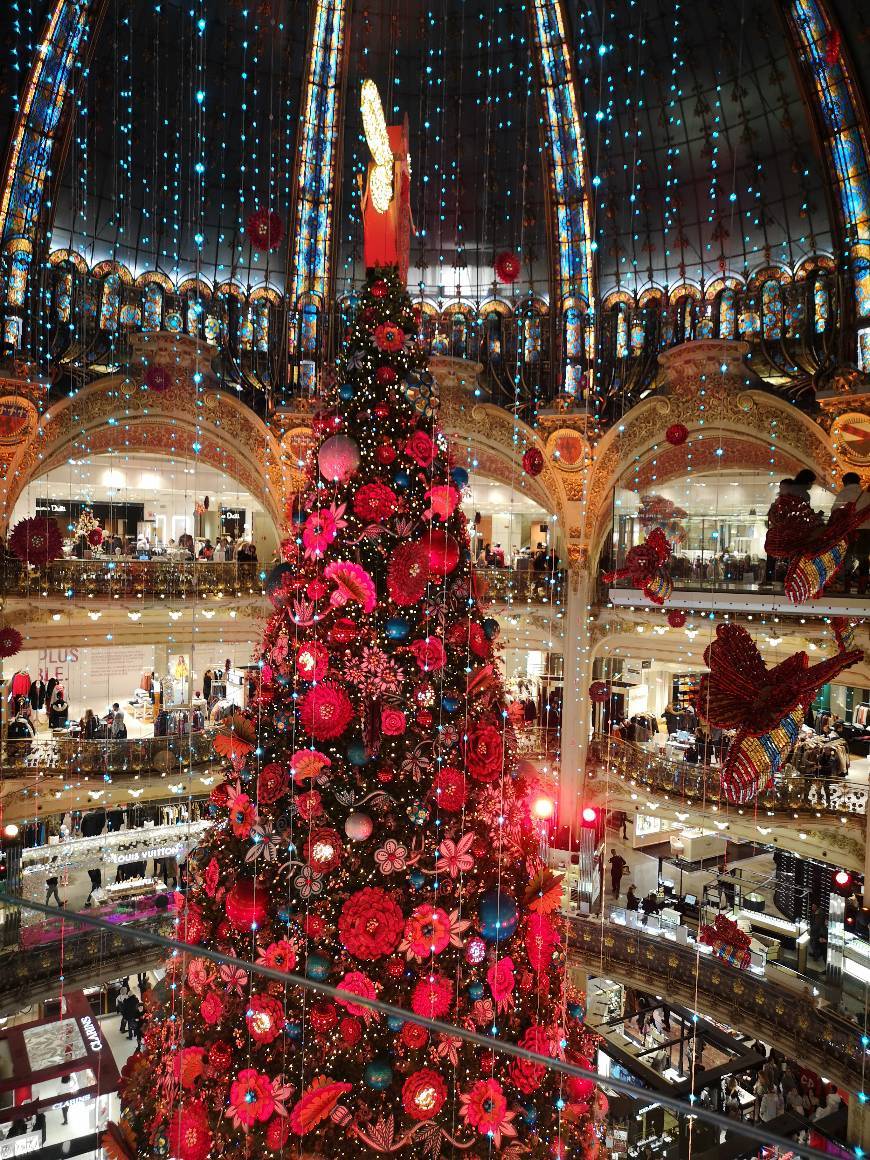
left=318, top=434, right=361, bottom=483
left=87, top=528, right=104, bottom=547
left=494, top=250, right=521, bottom=284
left=600, top=528, right=673, bottom=605
left=665, top=423, right=689, bottom=446
left=667, top=609, right=686, bottom=629
left=698, top=623, right=861, bottom=803
left=765, top=494, right=870, bottom=603
left=371, top=279, right=389, bottom=300
left=0, top=626, right=23, bottom=659
left=522, top=447, right=544, bottom=476
left=245, top=207, right=284, bottom=250
left=144, top=365, right=172, bottom=393
left=9, top=517, right=63, bottom=566
left=344, top=812, right=373, bottom=841
left=426, top=530, right=460, bottom=576
left=225, top=878, right=268, bottom=931
left=588, top=681, right=610, bottom=704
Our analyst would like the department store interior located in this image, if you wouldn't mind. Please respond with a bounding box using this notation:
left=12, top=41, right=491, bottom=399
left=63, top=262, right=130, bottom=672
left=0, top=0, right=870, bottom=1158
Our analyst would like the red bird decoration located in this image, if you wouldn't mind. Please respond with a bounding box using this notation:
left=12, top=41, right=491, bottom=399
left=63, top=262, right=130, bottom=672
left=764, top=495, right=869, bottom=603
left=601, top=527, right=673, bottom=605
left=698, top=623, right=862, bottom=804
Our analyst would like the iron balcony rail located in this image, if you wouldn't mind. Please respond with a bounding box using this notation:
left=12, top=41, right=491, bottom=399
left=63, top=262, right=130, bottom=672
left=0, top=558, right=266, bottom=600
left=588, top=733, right=867, bottom=817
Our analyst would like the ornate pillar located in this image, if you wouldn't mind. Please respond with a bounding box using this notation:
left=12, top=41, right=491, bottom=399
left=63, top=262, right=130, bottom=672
left=558, top=511, right=593, bottom=835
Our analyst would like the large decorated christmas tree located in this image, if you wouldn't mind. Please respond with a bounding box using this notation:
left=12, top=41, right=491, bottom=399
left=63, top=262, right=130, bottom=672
left=112, top=268, right=604, bottom=1159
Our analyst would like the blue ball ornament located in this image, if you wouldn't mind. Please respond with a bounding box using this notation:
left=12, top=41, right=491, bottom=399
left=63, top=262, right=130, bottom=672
left=305, top=954, right=331, bottom=981
left=482, top=617, right=500, bottom=641
left=387, top=1015, right=404, bottom=1032
left=347, top=741, right=369, bottom=766
left=522, top=1105, right=538, bottom=1126
left=393, top=470, right=411, bottom=489
left=568, top=1001, right=586, bottom=1021
left=385, top=617, right=411, bottom=641
left=409, top=869, right=425, bottom=889
left=468, top=982, right=484, bottom=1000
left=339, top=383, right=355, bottom=401
left=451, top=466, right=469, bottom=488
left=479, top=889, right=519, bottom=941
left=441, top=696, right=459, bottom=714
left=277, top=908, right=291, bottom=925
left=286, top=1021, right=303, bottom=1040
left=364, top=1060, right=394, bottom=1090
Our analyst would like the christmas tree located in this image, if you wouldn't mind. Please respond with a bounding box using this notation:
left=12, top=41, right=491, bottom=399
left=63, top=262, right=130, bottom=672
left=112, top=268, right=604, bottom=1159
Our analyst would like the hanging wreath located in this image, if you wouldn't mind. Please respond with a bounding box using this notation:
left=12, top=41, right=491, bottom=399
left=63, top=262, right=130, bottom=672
left=588, top=681, right=610, bottom=704
left=667, top=609, right=686, bottom=629
left=494, top=250, right=521, bottom=284
left=87, top=528, right=104, bottom=547
left=144, top=365, right=173, bottom=393
left=0, top=626, right=23, bottom=659
left=522, top=447, right=544, bottom=477
left=246, top=208, right=285, bottom=251
left=9, top=516, right=63, bottom=566
left=665, top=423, right=689, bottom=446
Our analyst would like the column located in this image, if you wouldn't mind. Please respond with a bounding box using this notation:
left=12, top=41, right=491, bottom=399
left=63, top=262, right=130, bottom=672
left=558, top=566, right=593, bottom=839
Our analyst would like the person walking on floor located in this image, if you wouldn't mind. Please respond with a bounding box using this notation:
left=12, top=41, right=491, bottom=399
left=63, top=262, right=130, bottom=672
left=45, top=875, right=62, bottom=907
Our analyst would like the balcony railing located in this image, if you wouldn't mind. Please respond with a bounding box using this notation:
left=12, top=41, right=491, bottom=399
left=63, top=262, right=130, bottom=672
left=475, top=566, right=566, bottom=606
left=588, top=734, right=868, bottom=817
left=3, top=730, right=218, bottom=777
left=567, top=914, right=865, bottom=1093
left=0, top=558, right=265, bottom=601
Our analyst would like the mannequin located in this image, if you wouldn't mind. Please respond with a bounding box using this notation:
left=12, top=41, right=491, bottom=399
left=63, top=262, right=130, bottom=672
left=29, top=677, right=46, bottom=711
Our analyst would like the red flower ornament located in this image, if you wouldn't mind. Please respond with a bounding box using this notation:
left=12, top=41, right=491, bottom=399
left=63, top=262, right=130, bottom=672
left=339, top=887, right=404, bottom=960
left=246, top=207, right=284, bottom=250
left=9, top=516, right=63, bottom=565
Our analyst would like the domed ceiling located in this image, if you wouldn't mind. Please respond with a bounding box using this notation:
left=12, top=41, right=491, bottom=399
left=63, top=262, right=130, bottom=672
left=6, top=0, right=861, bottom=306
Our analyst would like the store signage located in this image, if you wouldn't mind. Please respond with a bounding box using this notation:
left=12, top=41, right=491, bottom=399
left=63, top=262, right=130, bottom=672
left=0, top=1133, right=40, bottom=1158
left=35, top=502, right=68, bottom=514
left=80, top=1015, right=102, bottom=1054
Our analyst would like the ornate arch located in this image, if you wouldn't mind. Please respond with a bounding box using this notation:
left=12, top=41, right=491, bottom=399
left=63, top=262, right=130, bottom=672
left=582, top=340, right=841, bottom=556
left=5, top=374, right=286, bottom=534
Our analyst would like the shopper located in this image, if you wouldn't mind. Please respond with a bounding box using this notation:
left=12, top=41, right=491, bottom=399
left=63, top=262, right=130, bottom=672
left=111, top=710, right=128, bottom=739
left=608, top=849, right=627, bottom=898
left=625, top=884, right=640, bottom=912
left=45, top=875, right=62, bottom=907
left=85, top=867, right=102, bottom=907
left=79, top=708, right=99, bottom=739
left=117, top=982, right=132, bottom=1034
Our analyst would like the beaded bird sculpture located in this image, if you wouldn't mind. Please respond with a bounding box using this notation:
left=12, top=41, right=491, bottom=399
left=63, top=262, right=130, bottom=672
left=601, top=527, right=673, bottom=605
left=697, top=623, right=862, bottom=804
left=764, top=495, right=869, bottom=603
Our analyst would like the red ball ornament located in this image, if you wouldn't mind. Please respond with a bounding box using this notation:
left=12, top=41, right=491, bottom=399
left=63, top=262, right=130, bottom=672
left=665, top=423, right=689, bottom=446
left=144, top=365, right=172, bottom=393
left=373, top=402, right=390, bottom=420
left=0, top=626, right=23, bottom=659
left=522, top=447, right=544, bottom=476
left=340, top=1016, right=362, bottom=1046
left=589, top=681, right=610, bottom=704
left=225, top=878, right=268, bottom=931
left=427, top=529, right=460, bottom=576
left=245, top=207, right=284, bottom=251
left=371, top=279, right=389, bottom=300
left=667, top=609, right=687, bottom=628
left=87, top=527, right=103, bottom=547
left=376, top=365, right=397, bottom=386
left=494, top=250, right=522, bottom=283
left=375, top=442, right=396, bottom=466
left=328, top=617, right=358, bottom=646
left=309, top=1000, right=338, bottom=1034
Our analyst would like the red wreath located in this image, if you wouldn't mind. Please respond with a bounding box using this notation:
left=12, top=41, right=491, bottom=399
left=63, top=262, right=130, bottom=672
left=9, top=516, right=63, bottom=566
left=246, top=208, right=284, bottom=251
left=87, top=528, right=104, bottom=547
left=0, top=626, right=23, bottom=659
left=144, top=365, right=172, bottom=393
left=665, top=423, right=689, bottom=446
left=494, top=250, right=521, bottom=284
left=667, top=609, right=686, bottom=628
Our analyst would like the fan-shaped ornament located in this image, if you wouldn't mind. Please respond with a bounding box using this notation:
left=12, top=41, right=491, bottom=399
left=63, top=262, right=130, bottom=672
left=9, top=516, right=63, bottom=566
left=0, top=626, right=23, bottom=659
left=522, top=447, right=544, bottom=476
left=246, top=207, right=284, bottom=251
left=494, top=250, right=521, bottom=284
left=665, top=423, right=689, bottom=446
left=144, top=365, right=172, bottom=393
